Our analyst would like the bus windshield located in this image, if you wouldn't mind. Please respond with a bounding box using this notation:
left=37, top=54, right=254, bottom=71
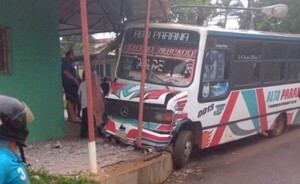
left=117, top=27, right=200, bottom=87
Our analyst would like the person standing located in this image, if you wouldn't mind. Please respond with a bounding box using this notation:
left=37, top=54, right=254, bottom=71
left=78, top=71, right=88, bottom=138
left=62, top=50, right=81, bottom=123
left=78, top=71, right=106, bottom=138
left=0, top=95, right=35, bottom=184
left=100, top=77, right=110, bottom=96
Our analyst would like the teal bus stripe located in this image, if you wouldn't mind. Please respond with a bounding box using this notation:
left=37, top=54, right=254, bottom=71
left=208, top=30, right=300, bottom=41
left=241, top=90, right=261, bottom=133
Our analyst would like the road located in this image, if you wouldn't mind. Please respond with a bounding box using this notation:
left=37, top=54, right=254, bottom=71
left=165, top=125, right=300, bottom=184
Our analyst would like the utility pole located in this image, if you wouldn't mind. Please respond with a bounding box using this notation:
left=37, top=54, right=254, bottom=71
left=248, top=0, right=255, bottom=29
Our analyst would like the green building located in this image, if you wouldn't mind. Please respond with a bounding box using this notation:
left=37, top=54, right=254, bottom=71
left=0, top=0, right=168, bottom=143
left=0, top=1, right=65, bottom=142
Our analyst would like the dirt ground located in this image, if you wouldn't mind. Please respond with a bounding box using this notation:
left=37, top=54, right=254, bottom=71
left=24, top=137, right=145, bottom=176
left=24, top=121, right=146, bottom=176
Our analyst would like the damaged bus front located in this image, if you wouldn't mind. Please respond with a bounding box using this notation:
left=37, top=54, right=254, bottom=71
left=104, top=24, right=200, bottom=167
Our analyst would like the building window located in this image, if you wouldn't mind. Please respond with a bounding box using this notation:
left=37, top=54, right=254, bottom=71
left=96, top=64, right=111, bottom=81
left=0, top=26, right=12, bottom=74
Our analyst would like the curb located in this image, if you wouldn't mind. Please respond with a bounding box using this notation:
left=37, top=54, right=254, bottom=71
left=95, top=152, right=173, bottom=184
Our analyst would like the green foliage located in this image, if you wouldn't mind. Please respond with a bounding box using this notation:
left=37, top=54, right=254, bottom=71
left=169, top=0, right=211, bottom=25
left=60, top=35, right=96, bottom=57
left=169, top=0, right=244, bottom=26
left=239, top=0, right=300, bottom=33
left=170, top=0, right=300, bottom=33
left=28, top=167, right=96, bottom=184
left=170, top=0, right=209, bottom=6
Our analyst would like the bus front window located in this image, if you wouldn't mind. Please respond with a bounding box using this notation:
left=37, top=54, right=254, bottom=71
left=117, top=55, right=194, bottom=87
left=117, top=27, right=200, bottom=88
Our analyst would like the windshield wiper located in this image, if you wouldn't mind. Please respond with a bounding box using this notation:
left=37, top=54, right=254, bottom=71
left=148, top=72, right=170, bottom=89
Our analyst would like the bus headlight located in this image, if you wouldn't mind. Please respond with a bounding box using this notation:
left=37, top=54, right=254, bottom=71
left=154, top=112, right=173, bottom=123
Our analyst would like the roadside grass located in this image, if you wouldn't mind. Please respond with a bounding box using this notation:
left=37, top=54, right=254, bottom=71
left=27, top=167, right=96, bottom=184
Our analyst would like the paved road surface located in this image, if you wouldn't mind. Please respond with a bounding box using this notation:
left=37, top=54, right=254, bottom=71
left=166, top=125, right=300, bottom=184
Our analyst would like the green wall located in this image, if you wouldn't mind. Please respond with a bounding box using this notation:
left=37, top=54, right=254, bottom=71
left=0, top=1, right=66, bottom=142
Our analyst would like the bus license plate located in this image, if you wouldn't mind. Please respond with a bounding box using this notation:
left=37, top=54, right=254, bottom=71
left=116, top=130, right=127, bottom=140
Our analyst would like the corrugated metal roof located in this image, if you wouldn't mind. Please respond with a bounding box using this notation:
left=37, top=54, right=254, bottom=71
left=58, top=0, right=171, bottom=36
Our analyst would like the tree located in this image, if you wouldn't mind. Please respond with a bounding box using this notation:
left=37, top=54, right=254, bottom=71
left=212, top=0, right=244, bottom=28
left=239, top=0, right=300, bottom=33
left=60, top=35, right=96, bottom=57
left=169, top=0, right=211, bottom=25
left=238, top=0, right=254, bottom=30
left=169, top=0, right=244, bottom=27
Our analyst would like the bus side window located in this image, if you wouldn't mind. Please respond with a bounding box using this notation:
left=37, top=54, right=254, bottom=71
left=202, top=50, right=229, bottom=99
left=203, top=50, right=226, bottom=81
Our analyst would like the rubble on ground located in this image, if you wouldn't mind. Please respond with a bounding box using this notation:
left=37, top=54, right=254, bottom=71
left=25, top=138, right=143, bottom=176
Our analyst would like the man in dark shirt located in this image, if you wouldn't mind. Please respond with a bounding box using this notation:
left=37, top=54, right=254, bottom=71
left=100, top=77, right=110, bottom=96
left=62, top=50, right=81, bottom=122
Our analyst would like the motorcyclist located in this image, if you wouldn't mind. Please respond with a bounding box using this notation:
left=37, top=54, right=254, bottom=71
left=0, top=95, right=35, bottom=184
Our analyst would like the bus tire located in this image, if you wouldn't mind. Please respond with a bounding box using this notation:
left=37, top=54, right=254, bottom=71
left=268, top=114, right=286, bottom=137
left=173, top=130, right=193, bottom=168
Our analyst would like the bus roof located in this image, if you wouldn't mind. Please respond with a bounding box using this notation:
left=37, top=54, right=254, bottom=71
left=207, top=27, right=300, bottom=41
left=127, top=23, right=300, bottom=41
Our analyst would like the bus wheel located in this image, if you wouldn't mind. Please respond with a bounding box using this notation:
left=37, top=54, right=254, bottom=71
left=173, top=130, right=193, bottom=168
left=269, top=115, right=286, bottom=137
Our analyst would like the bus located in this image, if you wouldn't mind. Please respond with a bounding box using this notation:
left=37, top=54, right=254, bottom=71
left=103, top=23, right=300, bottom=168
